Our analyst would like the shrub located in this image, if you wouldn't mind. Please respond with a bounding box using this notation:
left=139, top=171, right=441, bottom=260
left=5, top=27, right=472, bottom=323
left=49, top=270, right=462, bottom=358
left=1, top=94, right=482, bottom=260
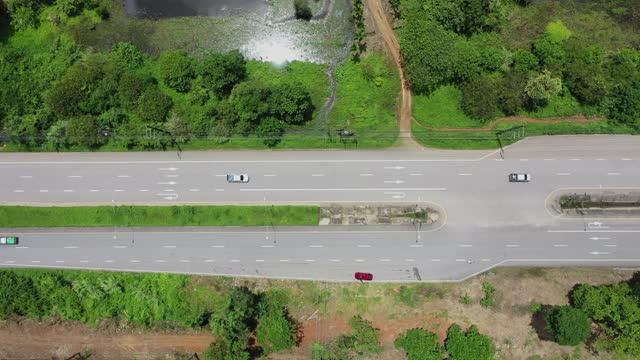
left=607, top=80, right=640, bottom=128
left=512, top=49, right=538, bottom=73
left=461, top=76, right=499, bottom=121
left=136, top=87, right=172, bottom=123
left=157, top=50, right=194, bottom=93
left=395, top=328, right=443, bottom=360
left=545, top=305, right=591, bottom=346
left=531, top=302, right=542, bottom=315
left=112, top=42, right=145, bottom=69
left=459, top=293, right=471, bottom=305
left=480, top=281, right=496, bottom=307
left=294, top=0, right=312, bottom=20
left=67, top=115, right=106, bottom=148
left=397, top=286, right=417, bottom=307
left=199, top=50, right=247, bottom=98
left=255, top=302, right=297, bottom=354
left=349, top=316, right=382, bottom=355
left=445, top=324, right=495, bottom=360
left=525, top=70, right=562, bottom=104
left=268, top=81, right=313, bottom=125
left=498, top=72, right=527, bottom=115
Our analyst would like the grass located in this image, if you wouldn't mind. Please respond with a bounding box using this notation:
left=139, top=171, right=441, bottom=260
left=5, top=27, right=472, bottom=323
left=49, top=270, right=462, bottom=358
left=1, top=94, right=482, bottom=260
left=328, top=54, right=401, bottom=147
left=413, top=85, right=480, bottom=129
left=0, top=205, right=320, bottom=227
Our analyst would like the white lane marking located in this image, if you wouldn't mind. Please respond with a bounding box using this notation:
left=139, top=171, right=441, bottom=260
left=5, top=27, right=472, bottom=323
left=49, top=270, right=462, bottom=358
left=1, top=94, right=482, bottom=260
left=63, top=246, right=78, bottom=249
left=139, top=189, right=149, bottom=192
left=495, top=159, right=504, bottom=161
left=157, top=193, right=177, bottom=197
left=264, top=174, right=277, bottom=177
left=431, top=259, right=441, bottom=262
left=166, top=174, right=179, bottom=178
left=543, top=158, right=556, bottom=161
left=554, top=244, right=568, bottom=247
left=329, top=259, right=341, bottom=262
left=409, top=244, right=423, bottom=248
left=261, top=245, right=275, bottom=248
left=39, top=190, right=48, bottom=193
left=179, top=259, right=190, bottom=263
left=384, top=166, right=405, bottom=170
left=360, top=174, right=374, bottom=177
left=159, top=167, right=179, bottom=171
left=215, top=189, right=225, bottom=192
left=105, top=260, right=115, bottom=263
left=380, top=259, right=391, bottom=262
left=68, top=175, right=83, bottom=178
left=556, top=173, right=571, bottom=176
left=607, top=173, right=621, bottom=176
left=241, top=187, right=446, bottom=192
left=305, top=259, right=315, bottom=262
left=64, top=190, right=74, bottom=193
left=589, top=251, right=610, bottom=255
left=459, top=244, right=472, bottom=247
left=622, top=158, right=632, bottom=161
left=357, top=245, right=371, bottom=248
left=596, top=158, right=606, bottom=161
left=311, top=174, right=325, bottom=177
left=163, top=189, right=175, bottom=192
left=79, top=260, right=89, bottom=263
left=384, top=180, right=405, bottom=184
left=19, top=175, right=33, bottom=178
left=455, top=259, right=466, bottom=262
left=603, top=244, right=617, bottom=247
left=163, top=245, right=177, bottom=249
left=279, top=259, right=290, bottom=262
left=89, top=189, right=100, bottom=192
left=481, top=259, right=491, bottom=262
left=410, top=173, right=423, bottom=176
left=13, top=190, right=24, bottom=193
left=505, top=244, right=520, bottom=248
left=113, top=245, right=127, bottom=249
left=157, top=181, right=177, bottom=185
left=520, top=159, right=528, bottom=161
left=154, top=260, right=165, bottom=263
left=458, top=173, right=472, bottom=176
left=211, top=245, right=225, bottom=248
left=31, top=260, right=40, bottom=263
left=4, top=261, right=15, bottom=264
left=188, top=189, right=200, bottom=192
left=114, top=189, right=125, bottom=192
left=355, top=259, right=365, bottom=262
left=16, top=246, right=29, bottom=249
left=309, top=245, right=323, bottom=248
left=215, top=174, right=226, bottom=177
left=548, top=230, right=640, bottom=233
left=256, top=259, right=265, bottom=262
left=570, top=158, right=581, bottom=161
left=56, top=260, right=65, bottom=263
left=230, top=259, right=240, bottom=263
left=589, top=237, right=610, bottom=240
left=405, top=259, right=415, bottom=262
left=131, top=260, right=141, bottom=263
left=117, top=175, right=130, bottom=178
left=205, top=259, right=215, bottom=262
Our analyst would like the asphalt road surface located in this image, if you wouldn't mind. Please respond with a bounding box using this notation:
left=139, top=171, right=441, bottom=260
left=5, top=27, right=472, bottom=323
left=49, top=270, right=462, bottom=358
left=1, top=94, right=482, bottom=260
left=1, top=135, right=640, bottom=281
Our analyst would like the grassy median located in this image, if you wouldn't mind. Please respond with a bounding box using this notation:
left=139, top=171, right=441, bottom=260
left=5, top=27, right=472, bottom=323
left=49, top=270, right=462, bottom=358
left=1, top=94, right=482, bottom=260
left=0, top=205, right=320, bottom=227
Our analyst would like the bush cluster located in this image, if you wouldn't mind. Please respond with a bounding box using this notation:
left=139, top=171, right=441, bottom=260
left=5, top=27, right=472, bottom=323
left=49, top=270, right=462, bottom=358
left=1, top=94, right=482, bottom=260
left=394, top=323, right=495, bottom=360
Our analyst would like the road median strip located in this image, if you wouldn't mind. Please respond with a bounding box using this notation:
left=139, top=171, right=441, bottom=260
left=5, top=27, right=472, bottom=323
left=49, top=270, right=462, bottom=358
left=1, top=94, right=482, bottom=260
left=0, top=205, right=320, bottom=228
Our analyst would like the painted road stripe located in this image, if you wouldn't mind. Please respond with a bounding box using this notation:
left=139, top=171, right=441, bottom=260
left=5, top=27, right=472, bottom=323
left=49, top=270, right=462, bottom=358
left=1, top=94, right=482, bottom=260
left=459, top=244, right=472, bottom=247
left=189, top=189, right=200, bottom=192
left=163, top=245, right=177, bottom=249
left=16, top=246, right=28, bottom=249
left=241, top=187, right=446, bottom=192
left=481, top=259, right=491, bottom=262
left=520, top=159, right=529, bottom=161
left=31, top=261, right=40, bottom=263
left=622, top=158, right=632, bottom=161
left=357, top=245, right=371, bottom=248
left=56, top=260, right=65, bottom=263
left=68, top=175, right=83, bottom=178
left=230, top=259, right=240, bottom=263
left=113, top=245, right=127, bottom=249
left=179, top=259, right=190, bottom=263
left=311, top=174, right=325, bottom=177
left=105, top=260, right=115, bottom=263
left=19, top=175, right=33, bottom=178
left=131, top=260, right=141, bottom=263
left=166, top=174, right=179, bottom=178
left=360, top=174, right=374, bottom=176
left=505, top=244, right=520, bottom=248
left=13, top=190, right=24, bottom=193
left=405, top=259, right=415, bottom=262
left=211, top=245, right=225, bottom=248
left=279, top=259, right=290, bottom=262
left=557, top=173, right=571, bottom=176
left=89, top=189, right=100, bottom=192
left=4, top=261, right=15, bottom=264
left=455, top=259, right=466, bottom=262
left=355, top=259, right=365, bottom=262
left=329, top=259, right=341, bottom=262
left=543, top=158, right=556, bottom=161
left=79, top=260, right=89, bottom=263
left=39, top=190, right=48, bottom=193
left=409, top=244, right=423, bottom=248
left=64, top=190, right=74, bottom=192
left=596, top=158, right=606, bottom=161
left=410, top=173, right=423, bottom=176
left=607, top=172, right=621, bottom=176
left=63, top=246, right=78, bottom=249
left=261, top=245, right=275, bottom=248
left=114, top=189, right=125, bottom=192
left=554, top=244, right=568, bottom=247
left=309, top=245, right=323, bottom=248
left=431, top=259, right=441, bottom=262
left=264, top=174, right=277, bottom=177
left=380, top=259, right=391, bottom=262
left=458, top=173, right=472, bottom=176
left=205, top=259, right=215, bottom=262
left=154, top=260, right=165, bottom=263
left=603, top=244, right=617, bottom=247
left=570, top=158, right=581, bottom=161
left=215, top=189, right=225, bottom=192
left=305, top=259, right=315, bottom=262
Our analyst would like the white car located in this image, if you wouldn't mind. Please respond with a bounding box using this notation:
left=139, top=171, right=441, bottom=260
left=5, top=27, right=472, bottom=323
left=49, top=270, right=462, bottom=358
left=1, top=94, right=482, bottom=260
left=227, top=174, right=250, bottom=183
left=509, top=173, right=531, bottom=182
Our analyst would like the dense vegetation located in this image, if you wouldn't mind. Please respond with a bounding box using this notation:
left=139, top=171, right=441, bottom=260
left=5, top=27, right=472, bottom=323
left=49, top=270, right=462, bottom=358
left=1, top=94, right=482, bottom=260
left=0, top=269, right=298, bottom=358
left=393, top=325, right=495, bottom=360
left=399, top=0, right=640, bottom=130
left=0, top=205, right=320, bottom=227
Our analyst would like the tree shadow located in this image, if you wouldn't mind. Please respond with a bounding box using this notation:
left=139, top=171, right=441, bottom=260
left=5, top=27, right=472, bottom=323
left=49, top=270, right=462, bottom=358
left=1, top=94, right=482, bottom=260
left=530, top=304, right=555, bottom=342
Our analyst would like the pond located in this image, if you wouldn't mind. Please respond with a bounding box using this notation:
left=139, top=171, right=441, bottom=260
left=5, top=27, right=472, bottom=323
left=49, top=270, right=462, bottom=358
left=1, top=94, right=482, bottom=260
left=125, top=0, right=270, bottom=18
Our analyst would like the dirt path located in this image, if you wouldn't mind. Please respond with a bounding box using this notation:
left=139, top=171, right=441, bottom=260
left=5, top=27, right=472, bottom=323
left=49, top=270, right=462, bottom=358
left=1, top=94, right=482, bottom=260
left=413, top=115, right=606, bottom=132
left=365, top=0, right=419, bottom=148
left=0, top=319, right=216, bottom=360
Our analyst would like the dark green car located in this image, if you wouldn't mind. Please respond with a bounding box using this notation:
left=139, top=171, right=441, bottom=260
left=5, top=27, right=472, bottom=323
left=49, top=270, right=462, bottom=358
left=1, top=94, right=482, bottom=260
left=0, top=236, right=19, bottom=245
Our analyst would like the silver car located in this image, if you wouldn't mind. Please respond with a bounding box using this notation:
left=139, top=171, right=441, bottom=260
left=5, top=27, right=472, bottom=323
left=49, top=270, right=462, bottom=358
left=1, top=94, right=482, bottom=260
left=227, top=174, right=250, bottom=183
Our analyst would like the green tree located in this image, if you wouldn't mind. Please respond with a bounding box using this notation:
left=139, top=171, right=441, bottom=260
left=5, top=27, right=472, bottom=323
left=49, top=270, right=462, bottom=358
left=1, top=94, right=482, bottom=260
left=349, top=316, right=382, bottom=355
left=202, top=339, right=231, bottom=360
left=545, top=19, right=572, bottom=43
left=268, top=81, right=313, bottom=125
left=256, top=302, right=297, bottom=354
left=229, top=81, right=270, bottom=134
left=533, top=35, right=566, bottom=71
left=67, top=115, right=106, bottom=148
left=199, top=50, right=247, bottom=98
left=395, top=328, right=443, bottom=360
left=136, top=87, right=172, bottom=123
left=545, top=305, right=591, bottom=346
left=525, top=70, right=562, bottom=104
left=461, top=75, right=499, bottom=120
left=46, top=120, right=69, bottom=150
left=112, top=42, right=145, bottom=69
left=480, top=281, right=496, bottom=307
left=210, top=287, right=259, bottom=348
left=498, top=72, right=527, bottom=115
left=118, top=71, right=149, bottom=109
left=564, top=40, right=607, bottom=105
left=157, top=50, right=194, bottom=93
left=56, top=0, right=84, bottom=16
left=445, top=324, right=495, bottom=360
left=256, top=117, right=285, bottom=147
left=607, top=80, right=640, bottom=128
left=512, top=49, right=538, bottom=73
left=5, top=0, right=44, bottom=30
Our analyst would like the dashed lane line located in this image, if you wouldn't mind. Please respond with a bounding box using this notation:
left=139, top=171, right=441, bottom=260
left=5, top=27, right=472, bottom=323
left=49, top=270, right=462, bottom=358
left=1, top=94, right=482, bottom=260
left=554, top=244, right=568, bottom=247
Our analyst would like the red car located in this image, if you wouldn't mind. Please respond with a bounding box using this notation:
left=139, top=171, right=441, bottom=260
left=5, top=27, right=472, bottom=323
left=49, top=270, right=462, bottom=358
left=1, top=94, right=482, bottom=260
left=355, top=272, right=373, bottom=281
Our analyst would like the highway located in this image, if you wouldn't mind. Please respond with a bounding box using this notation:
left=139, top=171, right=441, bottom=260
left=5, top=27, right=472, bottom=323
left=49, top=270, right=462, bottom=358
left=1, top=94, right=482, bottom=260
left=1, top=135, right=640, bottom=281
